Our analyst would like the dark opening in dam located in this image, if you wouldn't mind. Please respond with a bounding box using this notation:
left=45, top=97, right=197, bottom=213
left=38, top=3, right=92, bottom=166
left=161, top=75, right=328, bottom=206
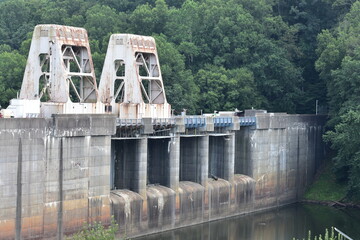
left=180, top=136, right=207, bottom=184
left=112, top=139, right=146, bottom=192
left=147, top=137, right=171, bottom=187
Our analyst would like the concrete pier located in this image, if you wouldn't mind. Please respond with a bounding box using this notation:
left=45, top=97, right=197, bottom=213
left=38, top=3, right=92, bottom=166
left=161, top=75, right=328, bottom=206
left=168, top=136, right=180, bottom=191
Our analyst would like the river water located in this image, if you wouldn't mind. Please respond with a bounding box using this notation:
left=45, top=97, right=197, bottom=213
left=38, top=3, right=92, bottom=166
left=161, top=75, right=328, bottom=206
left=134, top=203, right=360, bottom=240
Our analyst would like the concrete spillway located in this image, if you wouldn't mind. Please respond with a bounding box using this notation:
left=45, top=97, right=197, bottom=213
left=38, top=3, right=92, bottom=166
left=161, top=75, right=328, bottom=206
left=0, top=112, right=325, bottom=239
left=109, top=112, right=325, bottom=238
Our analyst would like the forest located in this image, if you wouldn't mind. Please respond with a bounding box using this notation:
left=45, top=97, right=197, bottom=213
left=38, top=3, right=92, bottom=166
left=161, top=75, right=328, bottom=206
left=0, top=0, right=359, bottom=200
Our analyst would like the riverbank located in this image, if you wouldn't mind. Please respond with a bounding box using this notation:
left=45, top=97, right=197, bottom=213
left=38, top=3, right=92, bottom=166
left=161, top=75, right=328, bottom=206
left=304, top=160, right=346, bottom=201
left=303, top=160, right=360, bottom=208
left=301, top=199, right=360, bottom=208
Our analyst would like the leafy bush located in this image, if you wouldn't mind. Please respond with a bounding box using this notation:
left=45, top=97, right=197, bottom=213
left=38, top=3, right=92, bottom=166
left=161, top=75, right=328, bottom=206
left=67, top=216, right=119, bottom=240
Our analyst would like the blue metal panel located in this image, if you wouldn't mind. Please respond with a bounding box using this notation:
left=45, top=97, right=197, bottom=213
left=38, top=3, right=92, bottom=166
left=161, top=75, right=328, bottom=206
left=213, top=117, right=233, bottom=127
left=239, top=117, right=256, bottom=126
left=184, top=116, right=206, bottom=128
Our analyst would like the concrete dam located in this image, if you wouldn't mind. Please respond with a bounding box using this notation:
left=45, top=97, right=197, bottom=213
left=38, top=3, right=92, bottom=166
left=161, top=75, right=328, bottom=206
left=0, top=25, right=326, bottom=239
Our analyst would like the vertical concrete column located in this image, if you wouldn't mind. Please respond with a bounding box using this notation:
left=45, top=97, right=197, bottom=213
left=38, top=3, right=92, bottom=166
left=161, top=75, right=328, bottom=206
left=224, top=133, right=235, bottom=182
left=169, top=135, right=180, bottom=192
left=110, top=141, right=115, bottom=190
left=135, top=137, right=148, bottom=198
left=199, top=135, right=209, bottom=187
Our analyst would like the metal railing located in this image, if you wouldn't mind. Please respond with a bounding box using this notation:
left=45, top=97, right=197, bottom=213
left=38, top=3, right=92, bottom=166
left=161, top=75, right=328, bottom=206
left=116, top=118, right=142, bottom=127
left=152, top=118, right=176, bottom=126
left=116, top=118, right=176, bottom=127
left=334, top=227, right=353, bottom=240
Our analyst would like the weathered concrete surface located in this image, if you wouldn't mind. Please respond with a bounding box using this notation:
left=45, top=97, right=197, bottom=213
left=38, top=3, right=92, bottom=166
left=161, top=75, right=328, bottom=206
left=208, top=134, right=235, bottom=182
left=235, top=114, right=326, bottom=210
left=110, top=113, right=325, bottom=238
left=112, top=138, right=148, bottom=198
left=111, top=175, right=256, bottom=238
left=179, top=136, right=209, bottom=186
left=0, top=113, right=325, bottom=239
left=0, top=115, right=115, bottom=240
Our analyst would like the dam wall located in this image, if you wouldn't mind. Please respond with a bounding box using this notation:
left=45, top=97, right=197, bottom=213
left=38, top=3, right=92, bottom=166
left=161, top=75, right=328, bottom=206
left=111, top=113, right=326, bottom=238
left=0, top=115, right=116, bottom=240
left=236, top=114, right=325, bottom=209
left=0, top=113, right=325, bottom=239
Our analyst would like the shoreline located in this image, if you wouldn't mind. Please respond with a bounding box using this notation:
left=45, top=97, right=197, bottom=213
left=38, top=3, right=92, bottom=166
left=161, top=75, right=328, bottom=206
left=300, top=199, right=360, bottom=209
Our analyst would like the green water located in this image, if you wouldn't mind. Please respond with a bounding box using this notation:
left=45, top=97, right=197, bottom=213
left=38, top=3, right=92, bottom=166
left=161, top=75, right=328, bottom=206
left=134, top=203, right=360, bottom=240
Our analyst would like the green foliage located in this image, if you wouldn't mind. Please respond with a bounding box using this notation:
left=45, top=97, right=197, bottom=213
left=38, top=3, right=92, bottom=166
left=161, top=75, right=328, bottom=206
left=163, top=0, right=305, bottom=113
left=304, top=161, right=347, bottom=201
left=84, top=4, right=125, bottom=44
left=0, top=51, right=26, bottom=108
left=0, top=44, right=11, bottom=53
left=196, top=65, right=263, bottom=113
left=155, top=34, right=199, bottom=114
left=0, top=0, right=320, bottom=114
left=275, top=0, right=336, bottom=114
left=293, top=227, right=344, bottom=240
left=316, top=1, right=360, bottom=124
left=316, top=1, right=360, bottom=200
left=67, top=216, right=119, bottom=240
left=128, top=0, right=169, bottom=35
left=324, top=109, right=360, bottom=199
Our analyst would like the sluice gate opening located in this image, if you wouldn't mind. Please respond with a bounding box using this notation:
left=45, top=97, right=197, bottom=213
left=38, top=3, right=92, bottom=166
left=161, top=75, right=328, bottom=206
left=112, top=138, right=147, bottom=195
left=235, top=127, right=253, bottom=176
left=209, top=134, right=235, bottom=181
left=147, top=138, right=171, bottom=187
left=179, top=136, right=208, bottom=185
left=209, top=136, right=226, bottom=179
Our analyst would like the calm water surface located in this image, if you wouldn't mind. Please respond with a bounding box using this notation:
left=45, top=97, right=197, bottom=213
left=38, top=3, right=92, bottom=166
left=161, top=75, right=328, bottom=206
left=134, top=203, right=360, bottom=240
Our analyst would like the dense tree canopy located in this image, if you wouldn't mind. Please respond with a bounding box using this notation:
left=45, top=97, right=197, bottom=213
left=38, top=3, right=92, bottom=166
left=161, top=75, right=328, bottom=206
left=317, top=1, right=360, bottom=199
left=0, top=0, right=360, bottom=198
